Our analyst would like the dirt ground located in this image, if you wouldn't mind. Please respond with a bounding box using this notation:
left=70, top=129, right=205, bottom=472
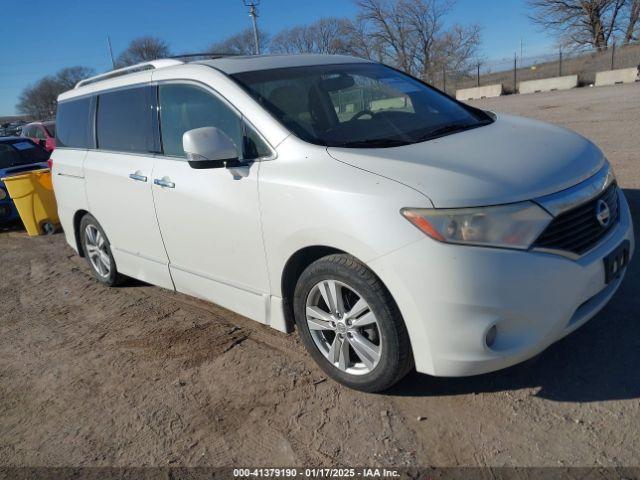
left=1, top=83, right=639, bottom=469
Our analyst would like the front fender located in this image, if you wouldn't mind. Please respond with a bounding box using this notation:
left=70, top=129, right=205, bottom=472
left=259, top=138, right=429, bottom=298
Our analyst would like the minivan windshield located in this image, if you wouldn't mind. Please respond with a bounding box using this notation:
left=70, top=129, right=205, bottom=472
left=232, top=63, right=492, bottom=148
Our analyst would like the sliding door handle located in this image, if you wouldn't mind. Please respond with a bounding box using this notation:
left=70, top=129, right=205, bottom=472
left=129, top=172, right=148, bottom=182
left=154, top=178, right=175, bottom=188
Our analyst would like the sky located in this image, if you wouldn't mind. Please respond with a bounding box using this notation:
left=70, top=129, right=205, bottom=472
left=0, top=0, right=555, bottom=116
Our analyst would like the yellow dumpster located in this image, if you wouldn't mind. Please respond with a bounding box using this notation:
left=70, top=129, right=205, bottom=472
left=1, top=168, right=59, bottom=236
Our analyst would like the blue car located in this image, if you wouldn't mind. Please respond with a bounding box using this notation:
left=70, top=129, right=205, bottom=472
left=0, top=137, right=50, bottom=224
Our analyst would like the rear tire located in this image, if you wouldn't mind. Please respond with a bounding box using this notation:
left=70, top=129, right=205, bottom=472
left=293, top=254, right=413, bottom=392
left=79, top=214, right=125, bottom=287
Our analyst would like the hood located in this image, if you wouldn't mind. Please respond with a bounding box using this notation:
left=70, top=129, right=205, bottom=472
left=327, top=114, right=605, bottom=208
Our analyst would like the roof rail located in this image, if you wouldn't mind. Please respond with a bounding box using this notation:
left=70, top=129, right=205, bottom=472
left=74, top=59, right=184, bottom=89
left=169, top=52, right=243, bottom=60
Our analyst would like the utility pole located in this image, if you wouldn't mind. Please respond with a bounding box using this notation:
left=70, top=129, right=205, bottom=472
left=513, top=52, right=518, bottom=93
left=559, top=46, right=563, bottom=76
left=611, top=38, right=616, bottom=70
left=243, top=0, right=261, bottom=55
left=442, top=64, right=446, bottom=93
left=106, top=35, right=116, bottom=69
left=520, top=38, right=523, bottom=65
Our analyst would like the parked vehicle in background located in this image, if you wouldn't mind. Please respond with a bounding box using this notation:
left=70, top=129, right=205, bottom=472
left=22, top=121, right=56, bottom=152
left=2, top=122, right=22, bottom=137
left=0, top=137, right=50, bottom=223
left=52, top=55, right=634, bottom=392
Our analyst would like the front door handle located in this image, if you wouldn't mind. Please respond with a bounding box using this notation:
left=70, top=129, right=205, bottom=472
left=129, top=172, right=148, bottom=182
left=154, top=177, right=175, bottom=188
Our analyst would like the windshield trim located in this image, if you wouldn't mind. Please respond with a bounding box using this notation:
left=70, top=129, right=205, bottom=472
left=228, top=62, right=494, bottom=149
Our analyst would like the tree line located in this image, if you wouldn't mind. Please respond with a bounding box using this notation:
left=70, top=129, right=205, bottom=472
left=528, top=0, right=639, bottom=51
left=209, top=0, right=483, bottom=84
left=17, top=0, right=482, bottom=119
left=16, top=37, right=172, bottom=119
left=16, top=0, right=640, bottom=118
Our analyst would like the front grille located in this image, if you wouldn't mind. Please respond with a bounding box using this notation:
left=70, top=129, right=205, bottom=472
left=533, top=183, right=619, bottom=255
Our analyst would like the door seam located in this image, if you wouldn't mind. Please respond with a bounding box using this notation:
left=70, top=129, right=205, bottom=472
left=150, top=155, right=177, bottom=291
left=256, top=160, right=276, bottom=322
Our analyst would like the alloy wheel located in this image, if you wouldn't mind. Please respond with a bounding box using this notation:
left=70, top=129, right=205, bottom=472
left=305, top=279, right=382, bottom=375
left=84, top=224, right=111, bottom=278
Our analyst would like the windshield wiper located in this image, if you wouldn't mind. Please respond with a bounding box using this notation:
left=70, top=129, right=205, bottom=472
left=336, top=138, right=410, bottom=148
left=417, top=120, right=492, bottom=142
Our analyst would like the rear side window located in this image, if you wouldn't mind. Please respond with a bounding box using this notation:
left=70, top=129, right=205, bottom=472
left=96, top=86, right=158, bottom=154
left=56, top=98, right=93, bottom=148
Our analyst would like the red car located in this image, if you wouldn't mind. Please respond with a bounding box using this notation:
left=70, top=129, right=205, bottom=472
left=21, top=121, right=56, bottom=152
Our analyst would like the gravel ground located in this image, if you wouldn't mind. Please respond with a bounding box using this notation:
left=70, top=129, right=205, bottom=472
left=1, top=83, right=639, bottom=469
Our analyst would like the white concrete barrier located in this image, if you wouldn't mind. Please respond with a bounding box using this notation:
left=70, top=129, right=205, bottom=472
left=455, top=84, right=503, bottom=101
left=595, top=68, right=639, bottom=86
left=518, top=75, right=578, bottom=94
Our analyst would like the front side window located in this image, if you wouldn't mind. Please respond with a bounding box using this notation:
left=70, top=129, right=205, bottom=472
left=233, top=63, right=492, bottom=148
left=96, top=86, right=157, bottom=153
left=56, top=97, right=93, bottom=149
left=158, top=84, right=270, bottom=160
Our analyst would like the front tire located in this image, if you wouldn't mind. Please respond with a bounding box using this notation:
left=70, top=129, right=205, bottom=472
left=293, top=254, right=413, bottom=392
left=79, top=214, right=125, bottom=286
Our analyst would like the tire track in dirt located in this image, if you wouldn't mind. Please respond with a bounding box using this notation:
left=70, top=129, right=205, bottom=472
left=0, top=240, right=416, bottom=467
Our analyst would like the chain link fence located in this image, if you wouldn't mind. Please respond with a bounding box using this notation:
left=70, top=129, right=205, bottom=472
left=436, top=40, right=640, bottom=96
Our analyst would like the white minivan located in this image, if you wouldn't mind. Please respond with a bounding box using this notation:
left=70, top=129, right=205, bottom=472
left=53, top=54, right=634, bottom=391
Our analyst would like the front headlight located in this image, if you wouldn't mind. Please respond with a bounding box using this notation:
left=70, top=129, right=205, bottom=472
left=0, top=188, right=6, bottom=201
left=401, top=202, right=552, bottom=249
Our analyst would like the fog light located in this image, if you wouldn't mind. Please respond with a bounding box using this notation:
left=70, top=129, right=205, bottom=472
left=485, top=325, right=498, bottom=348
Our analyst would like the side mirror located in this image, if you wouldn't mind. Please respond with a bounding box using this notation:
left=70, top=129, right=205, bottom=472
left=182, top=127, right=239, bottom=169
left=38, top=139, right=47, bottom=148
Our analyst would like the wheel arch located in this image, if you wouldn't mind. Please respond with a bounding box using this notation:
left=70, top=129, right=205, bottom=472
left=280, top=245, right=346, bottom=332
left=73, top=209, right=90, bottom=257
left=279, top=245, right=407, bottom=337
left=281, top=246, right=415, bottom=388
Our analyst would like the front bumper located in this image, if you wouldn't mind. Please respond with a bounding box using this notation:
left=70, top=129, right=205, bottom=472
left=368, top=189, right=635, bottom=377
